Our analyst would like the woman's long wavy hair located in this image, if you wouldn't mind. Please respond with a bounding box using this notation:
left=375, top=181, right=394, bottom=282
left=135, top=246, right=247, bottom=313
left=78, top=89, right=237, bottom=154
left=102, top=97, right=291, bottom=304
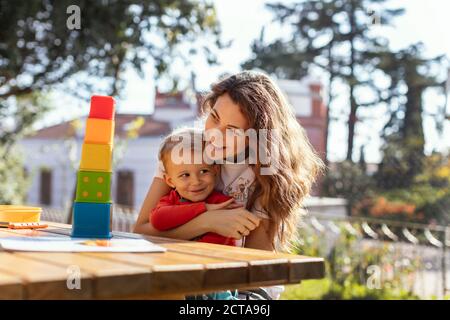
left=201, top=71, right=325, bottom=252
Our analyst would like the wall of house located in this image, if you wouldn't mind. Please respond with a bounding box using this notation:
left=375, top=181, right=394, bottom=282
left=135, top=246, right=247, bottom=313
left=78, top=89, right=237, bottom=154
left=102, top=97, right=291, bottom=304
left=113, top=136, right=163, bottom=209
left=19, top=138, right=80, bottom=209
left=278, top=78, right=327, bottom=161
left=19, top=135, right=164, bottom=211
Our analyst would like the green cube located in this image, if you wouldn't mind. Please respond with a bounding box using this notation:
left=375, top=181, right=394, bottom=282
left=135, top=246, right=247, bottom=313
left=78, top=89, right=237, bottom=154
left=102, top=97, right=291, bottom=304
left=75, top=170, right=111, bottom=203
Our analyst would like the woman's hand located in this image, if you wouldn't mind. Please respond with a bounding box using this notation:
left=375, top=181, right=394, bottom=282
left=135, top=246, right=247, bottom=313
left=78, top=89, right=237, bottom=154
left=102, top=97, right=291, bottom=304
left=199, top=207, right=261, bottom=240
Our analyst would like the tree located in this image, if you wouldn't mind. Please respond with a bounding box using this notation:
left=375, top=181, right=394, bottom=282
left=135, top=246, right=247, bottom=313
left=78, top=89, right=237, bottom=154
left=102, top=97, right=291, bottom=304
left=243, top=0, right=404, bottom=161
left=0, top=0, right=222, bottom=204
left=0, top=0, right=222, bottom=146
left=375, top=44, right=445, bottom=188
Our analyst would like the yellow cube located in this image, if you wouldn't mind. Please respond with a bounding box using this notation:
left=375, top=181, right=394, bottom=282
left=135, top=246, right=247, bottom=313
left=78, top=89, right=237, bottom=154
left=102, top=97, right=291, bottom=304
left=85, top=118, right=115, bottom=145
left=80, top=143, right=113, bottom=172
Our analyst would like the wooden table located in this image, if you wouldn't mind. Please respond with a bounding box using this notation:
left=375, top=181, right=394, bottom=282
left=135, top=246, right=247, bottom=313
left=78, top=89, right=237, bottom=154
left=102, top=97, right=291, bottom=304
left=0, top=222, right=324, bottom=299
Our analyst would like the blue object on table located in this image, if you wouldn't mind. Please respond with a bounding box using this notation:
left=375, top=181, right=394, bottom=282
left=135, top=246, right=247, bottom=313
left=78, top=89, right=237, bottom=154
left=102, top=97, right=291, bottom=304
left=71, top=202, right=112, bottom=239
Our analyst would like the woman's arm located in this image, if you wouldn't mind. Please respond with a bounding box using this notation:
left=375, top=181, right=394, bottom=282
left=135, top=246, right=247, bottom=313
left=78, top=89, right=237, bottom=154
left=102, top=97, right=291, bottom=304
left=244, top=196, right=275, bottom=251
left=134, top=177, right=261, bottom=240
left=244, top=218, right=275, bottom=251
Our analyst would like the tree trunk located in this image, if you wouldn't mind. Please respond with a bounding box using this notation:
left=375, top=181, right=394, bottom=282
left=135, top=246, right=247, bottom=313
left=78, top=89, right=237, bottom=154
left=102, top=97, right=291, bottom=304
left=402, top=84, right=425, bottom=182
left=324, top=42, right=335, bottom=166
left=346, top=1, right=358, bottom=161
left=346, top=90, right=358, bottom=161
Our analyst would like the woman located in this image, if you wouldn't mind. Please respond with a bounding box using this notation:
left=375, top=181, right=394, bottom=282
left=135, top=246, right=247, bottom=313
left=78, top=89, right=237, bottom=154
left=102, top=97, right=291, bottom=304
left=134, top=70, right=325, bottom=299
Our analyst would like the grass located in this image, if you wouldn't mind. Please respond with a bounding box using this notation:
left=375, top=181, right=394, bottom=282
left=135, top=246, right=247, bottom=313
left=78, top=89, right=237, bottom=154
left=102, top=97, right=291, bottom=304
left=281, top=279, right=332, bottom=300
left=280, top=278, right=420, bottom=300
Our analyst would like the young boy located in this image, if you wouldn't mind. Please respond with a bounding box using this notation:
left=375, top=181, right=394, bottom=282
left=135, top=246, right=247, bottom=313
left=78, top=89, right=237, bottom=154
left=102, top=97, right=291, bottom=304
left=150, top=128, right=237, bottom=246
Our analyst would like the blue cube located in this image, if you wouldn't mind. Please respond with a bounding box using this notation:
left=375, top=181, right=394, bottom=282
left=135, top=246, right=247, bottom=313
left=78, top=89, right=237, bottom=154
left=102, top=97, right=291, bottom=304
left=71, top=202, right=112, bottom=239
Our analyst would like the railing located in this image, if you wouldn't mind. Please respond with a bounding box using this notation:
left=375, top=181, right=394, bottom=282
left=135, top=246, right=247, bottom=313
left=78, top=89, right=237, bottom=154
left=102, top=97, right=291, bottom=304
left=303, top=212, right=450, bottom=298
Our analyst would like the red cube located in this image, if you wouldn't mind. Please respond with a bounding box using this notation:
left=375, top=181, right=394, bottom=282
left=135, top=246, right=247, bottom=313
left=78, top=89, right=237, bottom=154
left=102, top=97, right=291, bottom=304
left=89, top=95, right=115, bottom=120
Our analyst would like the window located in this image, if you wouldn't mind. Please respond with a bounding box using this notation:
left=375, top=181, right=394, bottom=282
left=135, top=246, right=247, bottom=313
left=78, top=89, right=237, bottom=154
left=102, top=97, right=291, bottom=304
left=39, top=168, right=52, bottom=205
left=116, top=170, right=134, bottom=208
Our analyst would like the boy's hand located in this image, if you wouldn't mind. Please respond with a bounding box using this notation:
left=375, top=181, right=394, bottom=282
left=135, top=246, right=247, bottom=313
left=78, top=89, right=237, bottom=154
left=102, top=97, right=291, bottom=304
left=205, top=198, right=242, bottom=211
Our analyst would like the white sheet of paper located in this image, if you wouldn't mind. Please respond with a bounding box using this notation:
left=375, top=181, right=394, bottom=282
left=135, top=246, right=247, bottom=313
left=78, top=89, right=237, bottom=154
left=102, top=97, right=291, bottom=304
left=0, top=237, right=167, bottom=253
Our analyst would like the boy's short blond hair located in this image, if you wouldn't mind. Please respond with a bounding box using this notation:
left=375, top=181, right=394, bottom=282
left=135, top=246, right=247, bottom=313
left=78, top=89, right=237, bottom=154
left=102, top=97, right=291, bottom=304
left=158, top=127, right=205, bottom=171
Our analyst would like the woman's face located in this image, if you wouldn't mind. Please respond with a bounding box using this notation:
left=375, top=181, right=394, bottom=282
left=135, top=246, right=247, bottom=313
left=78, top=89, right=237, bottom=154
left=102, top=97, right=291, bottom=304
left=204, top=93, right=250, bottom=161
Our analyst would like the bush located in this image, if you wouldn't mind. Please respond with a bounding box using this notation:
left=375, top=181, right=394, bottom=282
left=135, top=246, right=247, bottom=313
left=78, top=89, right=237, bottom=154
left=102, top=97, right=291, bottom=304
left=322, top=160, right=375, bottom=215
left=353, top=152, right=450, bottom=224
left=0, top=145, right=30, bottom=204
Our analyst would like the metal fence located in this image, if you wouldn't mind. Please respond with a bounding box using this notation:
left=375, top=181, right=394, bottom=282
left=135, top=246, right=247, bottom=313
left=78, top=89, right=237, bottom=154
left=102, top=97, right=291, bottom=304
left=303, top=212, right=450, bottom=299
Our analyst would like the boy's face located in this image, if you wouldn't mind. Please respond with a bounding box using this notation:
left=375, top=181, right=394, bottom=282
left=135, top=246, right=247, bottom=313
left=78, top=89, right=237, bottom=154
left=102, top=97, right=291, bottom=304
left=163, top=153, right=218, bottom=202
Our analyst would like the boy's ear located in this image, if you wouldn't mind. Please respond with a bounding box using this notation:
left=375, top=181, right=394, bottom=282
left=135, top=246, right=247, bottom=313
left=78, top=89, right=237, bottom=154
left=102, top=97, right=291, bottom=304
left=164, top=174, right=176, bottom=189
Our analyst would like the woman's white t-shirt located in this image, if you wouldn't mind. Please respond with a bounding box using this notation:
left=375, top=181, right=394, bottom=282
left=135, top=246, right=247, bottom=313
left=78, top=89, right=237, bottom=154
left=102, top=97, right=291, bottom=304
left=153, top=160, right=284, bottom=300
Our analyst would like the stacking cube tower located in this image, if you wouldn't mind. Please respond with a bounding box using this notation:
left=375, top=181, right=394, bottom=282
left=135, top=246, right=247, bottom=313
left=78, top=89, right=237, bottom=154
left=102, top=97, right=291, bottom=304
left=71, top=96, right=115, bottom=238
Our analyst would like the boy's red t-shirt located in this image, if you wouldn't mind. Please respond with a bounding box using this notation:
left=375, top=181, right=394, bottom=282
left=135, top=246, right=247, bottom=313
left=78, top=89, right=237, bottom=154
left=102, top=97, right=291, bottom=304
left=150, top=189, right=236, bottom=246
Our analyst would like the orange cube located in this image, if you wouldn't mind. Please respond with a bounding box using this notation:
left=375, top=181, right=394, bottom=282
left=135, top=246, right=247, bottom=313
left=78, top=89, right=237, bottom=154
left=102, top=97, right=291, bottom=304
left=84, top=118, right=114, bottom=145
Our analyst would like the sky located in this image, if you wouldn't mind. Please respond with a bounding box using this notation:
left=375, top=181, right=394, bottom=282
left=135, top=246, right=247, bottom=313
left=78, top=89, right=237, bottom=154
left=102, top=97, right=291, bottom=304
left=41, top=0, right=450, bottom=163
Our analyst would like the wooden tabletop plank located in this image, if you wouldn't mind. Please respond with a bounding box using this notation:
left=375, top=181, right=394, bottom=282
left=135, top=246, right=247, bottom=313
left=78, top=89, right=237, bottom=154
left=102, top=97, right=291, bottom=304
left=161, top=242, right=290, bottom=285
left=15, top=252, right=151, bottom=299
left=0, top=270, right=23, bottom=299
left=0, top=252, right=92, bottom=299
left=163, top=241, right=325, bottom=283
left=84, top=251, right=248, bottom=295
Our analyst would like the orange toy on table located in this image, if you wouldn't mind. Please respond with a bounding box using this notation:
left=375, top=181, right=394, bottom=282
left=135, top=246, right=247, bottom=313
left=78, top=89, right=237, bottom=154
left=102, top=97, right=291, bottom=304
left=0, top=205, right=45, bottom=229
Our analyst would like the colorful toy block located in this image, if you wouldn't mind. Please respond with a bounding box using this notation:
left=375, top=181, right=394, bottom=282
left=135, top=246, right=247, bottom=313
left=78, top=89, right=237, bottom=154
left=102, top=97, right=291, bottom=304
left=79, top=143, right=113, bottom=172
left=71, top=202, right=112, bottom=238
left=89, top=95, right=115, bottom=120
left=84, top=118, right=115, bottom=145
left=75, top=171, right=112, bottom=203
left=72, top=94, right=116, bottom=239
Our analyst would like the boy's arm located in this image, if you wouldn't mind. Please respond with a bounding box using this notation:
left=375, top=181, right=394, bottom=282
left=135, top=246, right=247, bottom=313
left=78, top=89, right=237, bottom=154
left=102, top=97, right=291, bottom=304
left=151, top=198, right=208, bottom=231
left=206, top=191, right=233, bottom=204
left=134, top=177, right=211, bottom=240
